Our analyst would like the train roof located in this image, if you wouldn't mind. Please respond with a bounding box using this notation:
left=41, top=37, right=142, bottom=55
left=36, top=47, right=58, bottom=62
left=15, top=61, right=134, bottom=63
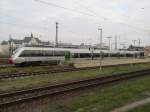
left=16, top=47, right=144, bottom=53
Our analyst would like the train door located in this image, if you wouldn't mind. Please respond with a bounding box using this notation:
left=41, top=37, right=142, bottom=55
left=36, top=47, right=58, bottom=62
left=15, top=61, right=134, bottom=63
left=65, top=51, right=71, bottom=61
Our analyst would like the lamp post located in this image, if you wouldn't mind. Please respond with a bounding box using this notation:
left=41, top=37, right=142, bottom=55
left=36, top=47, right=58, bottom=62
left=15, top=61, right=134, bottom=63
left=98, top=28, right=102, bottom=70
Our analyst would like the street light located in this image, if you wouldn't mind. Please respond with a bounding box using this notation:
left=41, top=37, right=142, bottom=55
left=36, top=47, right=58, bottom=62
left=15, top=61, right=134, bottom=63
left=98, top=28, right=102, bottom=70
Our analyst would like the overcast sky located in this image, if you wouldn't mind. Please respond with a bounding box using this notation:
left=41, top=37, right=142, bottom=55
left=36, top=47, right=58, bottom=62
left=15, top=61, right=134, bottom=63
left=0, top=0, right=150, bottom=48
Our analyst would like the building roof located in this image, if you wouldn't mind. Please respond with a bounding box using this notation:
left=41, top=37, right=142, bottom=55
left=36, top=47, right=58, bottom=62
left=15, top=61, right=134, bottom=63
left=128, top=45, right=144, bottom=51
left=1, top=39, right=23, bottom=45
left=1, top=41, right=8, bottom=45
left=23, top=36, right=41, bottom=43
left=1, top=34, right=50, bottom=46
left=35, top=38, right=42, bottom=43
left=40, top=41, right=50, bottom=45
left=23, top=37, right=32, bottom=43
left=12, top=39, right=23, bottom=44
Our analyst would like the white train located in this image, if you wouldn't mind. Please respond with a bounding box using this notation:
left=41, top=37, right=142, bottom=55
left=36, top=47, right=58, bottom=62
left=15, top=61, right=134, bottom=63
left=8, top=46, right=145, bottom=66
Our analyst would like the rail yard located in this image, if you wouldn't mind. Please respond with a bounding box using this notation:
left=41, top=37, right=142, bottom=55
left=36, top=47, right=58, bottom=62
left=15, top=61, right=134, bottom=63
left=1, top=68, right=150, bottom=111
left=0, top=58, right=150, bottom=112
left=1, top=0, right=150, bottom=111
left=0, top=45, right=150, bottom=112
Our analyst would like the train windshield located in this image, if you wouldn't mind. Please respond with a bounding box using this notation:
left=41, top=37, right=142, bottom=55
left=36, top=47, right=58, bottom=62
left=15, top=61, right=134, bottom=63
left=12, top=48, right=21, bottom=56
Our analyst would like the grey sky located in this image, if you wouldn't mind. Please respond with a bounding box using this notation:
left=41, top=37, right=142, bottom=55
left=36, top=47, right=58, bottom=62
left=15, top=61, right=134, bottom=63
left=0, top=0, right=150, bottom=48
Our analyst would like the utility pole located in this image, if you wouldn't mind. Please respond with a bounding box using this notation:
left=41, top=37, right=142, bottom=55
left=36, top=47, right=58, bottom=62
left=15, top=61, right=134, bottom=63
left=98, top=28, right=102, bottom=70
left=120, top=43, right=126, bottom=58
left=147, top=31, right=150, bottom=46
left=106, top=37, right=112, bottom=50
left=55, top=22, right=59, bottom=47
left=9, top=35, right=12, bottom=58
left=106, top=36, right=112, bottom=58
left=131, top=39, right=136, bottom=62
left=115, top=35, right=119, bottom=50
left=132, top=40, right=136, bottom=46
left=138, top=39, right=141, bottom=47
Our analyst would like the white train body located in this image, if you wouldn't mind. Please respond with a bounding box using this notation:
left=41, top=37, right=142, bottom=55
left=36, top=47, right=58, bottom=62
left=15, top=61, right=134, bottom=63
left=9, top=47, right=145, bottom=65
left=11, top=47, right=66, bottom=65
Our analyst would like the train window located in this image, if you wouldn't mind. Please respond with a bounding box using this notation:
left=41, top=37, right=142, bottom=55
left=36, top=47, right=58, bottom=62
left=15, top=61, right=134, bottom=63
left=93, top=53, right=100, bottom=57
left=32, top=50, right=39, bottom=56
left=44, top=50, right=53, bottom=56
left=19, top=50, right=26, bottom=57
left=19, top=50, right=32, bottom=57
left=37, top=50, right=43, bottom=56
left=80, top=53, right=91, bottom=58
left=19, top=50, right=67, bottom=57
left=72, top=53, right=79, bottom=58
left=19, top=50, right=50, bottom=57
left=54, top=51, right=65, bottom=56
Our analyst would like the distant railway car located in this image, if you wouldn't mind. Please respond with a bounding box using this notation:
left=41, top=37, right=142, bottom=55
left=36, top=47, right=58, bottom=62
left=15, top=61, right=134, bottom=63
left=9, top=46, right=145, bottom=66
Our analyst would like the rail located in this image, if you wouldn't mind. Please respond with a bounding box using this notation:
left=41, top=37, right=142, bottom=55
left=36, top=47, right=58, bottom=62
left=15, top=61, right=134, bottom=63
left=0, top=68, right=150, bottom=108
left=0, top=62, right=150, bottom=79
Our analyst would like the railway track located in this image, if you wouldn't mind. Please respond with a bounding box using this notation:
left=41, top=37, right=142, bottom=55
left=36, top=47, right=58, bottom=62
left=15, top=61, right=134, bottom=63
left=0, top=62, right=150, bottom=79
left=1, top=68, right=150, bottom=108
left=0, top=67, right=76, bottom=79
left=0, top=64, right=14, bottom=68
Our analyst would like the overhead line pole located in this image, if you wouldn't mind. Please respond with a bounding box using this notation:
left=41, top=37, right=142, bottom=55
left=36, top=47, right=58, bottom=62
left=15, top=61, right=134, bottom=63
left=132, top=40, right=136, bottom=46
left=106, top=37, right=112, bottom=50
left=106, top=36, right=112, bottom=58
left=138, top=39, right=141, bottom=47
left=147, top=31, right=150, bottom=46
left=98, top=28, right=102, bottom=70
left=9, top=35, right=12, bottom=58
left=55, top=22, right=58, bottom=47
left=115, top=35, right=118, bottom=50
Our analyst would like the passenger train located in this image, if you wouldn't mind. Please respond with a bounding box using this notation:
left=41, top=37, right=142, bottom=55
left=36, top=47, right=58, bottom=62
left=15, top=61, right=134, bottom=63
left=8, top=46, right=145, bottom=66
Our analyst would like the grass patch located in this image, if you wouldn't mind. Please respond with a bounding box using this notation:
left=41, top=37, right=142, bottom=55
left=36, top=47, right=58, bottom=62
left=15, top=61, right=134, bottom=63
left=0, top=63, right=150, bottom=93
left=34, top=75, right=150, bottom=112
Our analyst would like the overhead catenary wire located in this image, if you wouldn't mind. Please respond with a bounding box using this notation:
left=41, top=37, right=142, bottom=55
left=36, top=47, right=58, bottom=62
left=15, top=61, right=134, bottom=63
left=34, top=0, right=149, bottom=47
left=0, top=0, right=148, bottom=46
left=74, top=0, right=149, bottom=35
left=35, top=0, right=148, bottom=33
left=60, top=23, right=101, bottom=43
left=72, top=0, right=100, bottom=17
left=35, top=0, right=97, bottom=17
left=0, top=0, right=147, bottom=36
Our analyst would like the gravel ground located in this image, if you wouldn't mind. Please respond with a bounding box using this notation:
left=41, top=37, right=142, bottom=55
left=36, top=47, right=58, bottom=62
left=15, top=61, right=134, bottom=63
left=73, top=58, right=150, bottom=68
